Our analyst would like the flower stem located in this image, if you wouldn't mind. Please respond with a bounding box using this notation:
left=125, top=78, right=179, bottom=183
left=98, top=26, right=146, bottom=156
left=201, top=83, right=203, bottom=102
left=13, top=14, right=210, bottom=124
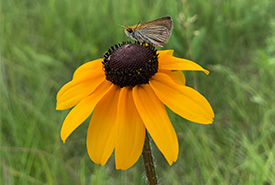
left=142, top=131, right=158, bottom=185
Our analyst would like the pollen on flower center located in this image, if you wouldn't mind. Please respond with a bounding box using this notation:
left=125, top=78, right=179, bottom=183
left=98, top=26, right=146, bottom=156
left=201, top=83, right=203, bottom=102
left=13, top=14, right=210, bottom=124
left=102, top=42, right=158, bottom=87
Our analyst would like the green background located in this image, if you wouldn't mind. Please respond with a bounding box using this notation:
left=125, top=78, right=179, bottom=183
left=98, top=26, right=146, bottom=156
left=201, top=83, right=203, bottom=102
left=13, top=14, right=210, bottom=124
left=1, top=0, right=275, bottom=184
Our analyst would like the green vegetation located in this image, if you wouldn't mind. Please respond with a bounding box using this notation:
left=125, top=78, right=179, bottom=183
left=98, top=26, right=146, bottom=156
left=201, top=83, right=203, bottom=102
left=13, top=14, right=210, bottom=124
left=1, top=0, right=275, bottom=184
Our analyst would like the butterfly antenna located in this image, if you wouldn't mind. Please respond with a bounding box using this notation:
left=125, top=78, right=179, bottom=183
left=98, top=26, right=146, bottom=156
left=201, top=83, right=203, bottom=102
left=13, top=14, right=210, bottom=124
left=134, top=21, right=140, bottom=29
left=119, top=24, right=127, bottom=28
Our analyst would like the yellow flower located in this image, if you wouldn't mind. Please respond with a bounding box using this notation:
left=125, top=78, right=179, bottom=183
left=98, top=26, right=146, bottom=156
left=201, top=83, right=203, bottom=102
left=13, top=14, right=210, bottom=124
left=56, top=42, right=214, bottom=170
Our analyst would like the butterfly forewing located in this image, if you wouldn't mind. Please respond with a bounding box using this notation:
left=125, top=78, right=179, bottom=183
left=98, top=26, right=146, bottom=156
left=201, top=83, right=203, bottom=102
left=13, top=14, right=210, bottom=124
left=138, top=16, right=173, bottom=31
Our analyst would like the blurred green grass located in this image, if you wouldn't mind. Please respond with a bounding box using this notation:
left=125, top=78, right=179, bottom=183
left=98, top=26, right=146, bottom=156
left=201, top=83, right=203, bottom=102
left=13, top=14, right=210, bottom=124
left=1, top=0, right=275, bottom=184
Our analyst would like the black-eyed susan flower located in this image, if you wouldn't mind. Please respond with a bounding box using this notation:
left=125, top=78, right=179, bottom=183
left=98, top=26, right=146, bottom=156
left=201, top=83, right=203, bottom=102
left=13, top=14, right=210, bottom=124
left=56, top=42, right=214, bottom=170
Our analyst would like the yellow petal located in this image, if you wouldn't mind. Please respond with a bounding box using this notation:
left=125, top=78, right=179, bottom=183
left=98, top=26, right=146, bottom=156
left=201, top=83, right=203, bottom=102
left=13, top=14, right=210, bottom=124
left=115, top=87, right=145, bottom=170
left=73, top=59, right=104, bottom=80
left=172, top=70, right=186, bottom=85
left=87, top=85, right=120, bottom=166
left=150, top=73, right=214, bottom=124
left=159, top=55, right=209, bottom=75
left=56, top=71, right=105, bottom=110
left=60, top=80, right=112, bottom=143
left=157, top=50, right=174, bottom=57
left=158, top=69, right=186, bottom=85
left=133, top=84, right=178, bottom=165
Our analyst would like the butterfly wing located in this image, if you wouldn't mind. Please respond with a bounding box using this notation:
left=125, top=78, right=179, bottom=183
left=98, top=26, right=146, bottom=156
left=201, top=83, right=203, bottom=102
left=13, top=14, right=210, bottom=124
left=136, top=26, right=171, bottom=46
left=123, top=16, right=173, bottom=47
left=135, top=16, right=173, bottom=47
left=140, top=16, right=173, bottom=31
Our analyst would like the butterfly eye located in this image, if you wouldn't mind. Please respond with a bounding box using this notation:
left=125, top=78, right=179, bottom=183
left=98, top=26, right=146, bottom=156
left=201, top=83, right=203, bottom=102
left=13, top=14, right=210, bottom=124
left=127, top=28, right=133, bottom=33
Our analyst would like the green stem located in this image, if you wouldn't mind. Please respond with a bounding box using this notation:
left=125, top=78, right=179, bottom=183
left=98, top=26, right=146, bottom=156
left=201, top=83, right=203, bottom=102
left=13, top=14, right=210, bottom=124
left=142, top=131, right=158, bottom=185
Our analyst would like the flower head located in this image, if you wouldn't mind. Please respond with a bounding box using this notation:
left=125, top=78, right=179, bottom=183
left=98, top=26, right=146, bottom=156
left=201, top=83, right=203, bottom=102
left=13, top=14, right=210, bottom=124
left=56, top=42, right=214, bottom=170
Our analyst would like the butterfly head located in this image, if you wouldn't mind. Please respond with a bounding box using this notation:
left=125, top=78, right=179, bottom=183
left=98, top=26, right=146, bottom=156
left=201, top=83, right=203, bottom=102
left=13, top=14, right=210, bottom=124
left=124, top=26, right=136, bottom=39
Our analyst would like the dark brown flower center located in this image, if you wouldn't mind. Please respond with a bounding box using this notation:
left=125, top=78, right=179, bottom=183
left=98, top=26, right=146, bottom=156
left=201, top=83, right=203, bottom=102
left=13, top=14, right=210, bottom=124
left=102, top=42, right=158, bottom=87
